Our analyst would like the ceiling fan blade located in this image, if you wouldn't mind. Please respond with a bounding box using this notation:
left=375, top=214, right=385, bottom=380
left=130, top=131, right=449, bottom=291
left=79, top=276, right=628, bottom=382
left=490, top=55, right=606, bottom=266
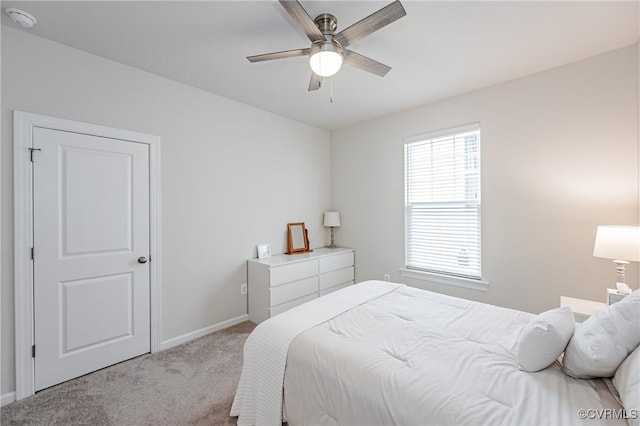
left=279, top=0, right=325, bottom=43
left=343, top=50, right=391, bottom=77
left=334, top=0, right=406, bottom=48
left=247, top=48, right=310, bottom=63
left=308, top=73, right=322, bottom=91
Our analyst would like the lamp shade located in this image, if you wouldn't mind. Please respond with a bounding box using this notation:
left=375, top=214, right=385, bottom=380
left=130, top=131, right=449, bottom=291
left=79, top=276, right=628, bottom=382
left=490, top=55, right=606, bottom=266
left=309, top=41, right=343, bottom=77
left=593, top=225, right=640, bottom=262
left=323, top=211, right=341, bottom=227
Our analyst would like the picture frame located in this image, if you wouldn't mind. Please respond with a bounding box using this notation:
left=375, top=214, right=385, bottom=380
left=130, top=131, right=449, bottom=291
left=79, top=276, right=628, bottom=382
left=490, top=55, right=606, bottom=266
left=287, top=222, right=311, bottom=254
left=257, top=243, right=271, bottom=259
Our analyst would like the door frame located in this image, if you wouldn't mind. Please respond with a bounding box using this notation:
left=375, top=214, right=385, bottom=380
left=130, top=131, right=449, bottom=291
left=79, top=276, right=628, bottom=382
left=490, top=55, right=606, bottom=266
left=13, top=111, right=162, bottom=400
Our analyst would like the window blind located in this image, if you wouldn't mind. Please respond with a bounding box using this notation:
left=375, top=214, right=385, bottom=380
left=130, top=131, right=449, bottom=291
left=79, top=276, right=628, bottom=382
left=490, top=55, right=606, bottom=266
left=404, top=124, right=481, bottom=279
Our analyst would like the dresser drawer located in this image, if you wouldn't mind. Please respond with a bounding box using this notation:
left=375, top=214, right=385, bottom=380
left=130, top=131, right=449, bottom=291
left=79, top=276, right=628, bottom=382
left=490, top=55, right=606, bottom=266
left=270, top=293, right=318, bottom=317
left=270, top=276, right=317, bottom=306
left=320, top=281, right=354, bottom=297
left=270, top=259, right=318, bottom=287
left=319, top=266, right=354, bottom=290
left=319, top=252, right=354, bottom=274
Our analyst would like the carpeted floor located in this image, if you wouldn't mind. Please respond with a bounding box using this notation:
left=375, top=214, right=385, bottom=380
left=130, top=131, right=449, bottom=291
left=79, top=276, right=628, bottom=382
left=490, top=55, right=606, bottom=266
left=1, top=321, right=256, bottom=426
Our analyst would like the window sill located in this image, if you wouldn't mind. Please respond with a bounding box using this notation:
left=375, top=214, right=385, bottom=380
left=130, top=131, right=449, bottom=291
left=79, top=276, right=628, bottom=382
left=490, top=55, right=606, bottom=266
left=399, top=268, right=489, bottom=292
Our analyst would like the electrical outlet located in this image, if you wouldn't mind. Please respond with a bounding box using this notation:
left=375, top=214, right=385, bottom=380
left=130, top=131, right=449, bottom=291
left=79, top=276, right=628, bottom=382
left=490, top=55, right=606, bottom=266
left=383, top=274, right=390, bottom=282
left=240, top=283, right=247, bottom=295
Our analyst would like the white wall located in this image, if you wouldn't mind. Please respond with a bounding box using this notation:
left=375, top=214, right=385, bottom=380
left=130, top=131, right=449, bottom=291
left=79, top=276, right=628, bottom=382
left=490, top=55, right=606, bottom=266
left=0, top=27, right=331, bottom=395
left=331, top=44, right=639, bottom=314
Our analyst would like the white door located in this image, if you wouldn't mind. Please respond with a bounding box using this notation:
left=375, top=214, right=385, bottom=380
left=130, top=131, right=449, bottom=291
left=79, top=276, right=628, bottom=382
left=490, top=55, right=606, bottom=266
left=33, top=127, right=151, bottom=391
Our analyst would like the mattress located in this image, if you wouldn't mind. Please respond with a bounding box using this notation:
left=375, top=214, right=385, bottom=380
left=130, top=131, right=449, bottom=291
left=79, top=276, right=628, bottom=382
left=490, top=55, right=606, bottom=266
left=283, top=284, right=625, bottom=425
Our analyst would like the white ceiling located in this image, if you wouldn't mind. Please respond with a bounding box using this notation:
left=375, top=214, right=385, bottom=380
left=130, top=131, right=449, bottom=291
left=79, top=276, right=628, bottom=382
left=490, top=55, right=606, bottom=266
left=1, top=1, right=638, bottom=130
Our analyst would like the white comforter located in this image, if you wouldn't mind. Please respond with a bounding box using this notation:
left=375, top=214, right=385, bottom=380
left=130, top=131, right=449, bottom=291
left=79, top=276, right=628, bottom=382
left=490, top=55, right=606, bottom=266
left=283, top=283, right=625, bottom=425
left=230, top=281, right=402, bottom=426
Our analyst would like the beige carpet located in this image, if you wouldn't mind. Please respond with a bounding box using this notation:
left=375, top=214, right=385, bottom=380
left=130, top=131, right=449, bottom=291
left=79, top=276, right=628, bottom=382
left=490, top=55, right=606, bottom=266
left=1, top=321, right=256, bottom=426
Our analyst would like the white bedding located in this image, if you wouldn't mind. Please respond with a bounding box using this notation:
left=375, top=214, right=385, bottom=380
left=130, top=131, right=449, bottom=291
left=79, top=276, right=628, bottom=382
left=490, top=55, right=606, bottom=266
left=230, top=281, right=402, bottom=426
left=283, top=283, right=626, bottom=425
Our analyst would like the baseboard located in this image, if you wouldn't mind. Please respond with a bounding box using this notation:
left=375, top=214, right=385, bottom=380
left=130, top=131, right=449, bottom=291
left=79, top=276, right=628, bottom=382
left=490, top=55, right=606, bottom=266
left=159, top=314, right=249, bottom=351
left=1, top=391, right=16, bottom=407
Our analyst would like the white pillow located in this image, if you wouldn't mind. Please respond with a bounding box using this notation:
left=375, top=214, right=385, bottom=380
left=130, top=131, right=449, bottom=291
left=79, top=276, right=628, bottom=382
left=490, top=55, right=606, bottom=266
left=516, top=307, right=575, bottom=372
left=562, top=290, right=640, bottom=379
left=613, top=345, right=639, bottom=426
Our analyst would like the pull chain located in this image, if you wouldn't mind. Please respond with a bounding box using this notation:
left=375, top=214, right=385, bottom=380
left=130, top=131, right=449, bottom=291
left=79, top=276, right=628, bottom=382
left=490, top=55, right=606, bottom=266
left=330, top=77, right=334, bottom=104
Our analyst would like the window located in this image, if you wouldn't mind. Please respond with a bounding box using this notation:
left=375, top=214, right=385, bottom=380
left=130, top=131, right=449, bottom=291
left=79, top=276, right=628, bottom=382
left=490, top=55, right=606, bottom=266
left=404, top=123, right=481, bottom=281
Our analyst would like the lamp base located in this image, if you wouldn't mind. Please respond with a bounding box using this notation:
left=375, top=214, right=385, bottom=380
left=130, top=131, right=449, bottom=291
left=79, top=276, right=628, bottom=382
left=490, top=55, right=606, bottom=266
left=327, top=227, right=337, bottom=249
left=613, top=259, right=629, bottom=286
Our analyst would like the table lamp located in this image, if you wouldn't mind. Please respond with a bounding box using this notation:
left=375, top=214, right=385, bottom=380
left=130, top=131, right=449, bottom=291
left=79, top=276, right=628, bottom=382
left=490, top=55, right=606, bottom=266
left=593, top=225, right=640, bottom=292
left=323, top=211, right=341, bottom=249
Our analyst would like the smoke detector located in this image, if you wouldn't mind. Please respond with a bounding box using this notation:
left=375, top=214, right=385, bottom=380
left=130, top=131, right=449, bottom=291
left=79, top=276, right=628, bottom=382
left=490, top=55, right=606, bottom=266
left=5, top=8, right=37, bottom=29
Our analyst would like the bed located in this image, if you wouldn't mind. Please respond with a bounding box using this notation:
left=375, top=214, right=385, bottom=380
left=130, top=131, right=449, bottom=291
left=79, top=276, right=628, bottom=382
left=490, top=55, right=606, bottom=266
left=231, top=281, right=638, bottom=426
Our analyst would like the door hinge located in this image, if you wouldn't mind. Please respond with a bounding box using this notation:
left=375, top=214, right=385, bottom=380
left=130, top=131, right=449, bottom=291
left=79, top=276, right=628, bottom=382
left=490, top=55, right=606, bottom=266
left=31, top=247, right=34, bottom=260
left=29, top=147, right=42, bottom=162
left=32, top=345, right=35, bottom=358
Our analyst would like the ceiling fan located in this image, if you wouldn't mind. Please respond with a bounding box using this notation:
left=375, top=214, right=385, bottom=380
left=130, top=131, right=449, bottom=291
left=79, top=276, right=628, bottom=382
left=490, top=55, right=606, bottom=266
left=247, top=0, right=406, bottom=91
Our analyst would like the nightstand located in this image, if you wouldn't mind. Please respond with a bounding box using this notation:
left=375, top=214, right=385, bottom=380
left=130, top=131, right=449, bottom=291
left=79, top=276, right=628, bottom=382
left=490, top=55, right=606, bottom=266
left=560, top=296, right=607, bottom=323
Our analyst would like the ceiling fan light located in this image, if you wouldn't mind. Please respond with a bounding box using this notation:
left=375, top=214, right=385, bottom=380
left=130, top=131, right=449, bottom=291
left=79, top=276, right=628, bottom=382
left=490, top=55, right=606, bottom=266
left=309, top=41, right=343, bottom=77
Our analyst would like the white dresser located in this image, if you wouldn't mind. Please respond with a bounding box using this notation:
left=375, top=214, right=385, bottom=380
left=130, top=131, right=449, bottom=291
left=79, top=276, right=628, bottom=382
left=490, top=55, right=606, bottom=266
left=248, top=247, right=355, bottom=323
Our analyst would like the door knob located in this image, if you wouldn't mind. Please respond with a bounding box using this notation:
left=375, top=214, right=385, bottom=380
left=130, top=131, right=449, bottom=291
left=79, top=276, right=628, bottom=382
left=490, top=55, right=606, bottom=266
left=137, top=256, right=148, bottom=264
